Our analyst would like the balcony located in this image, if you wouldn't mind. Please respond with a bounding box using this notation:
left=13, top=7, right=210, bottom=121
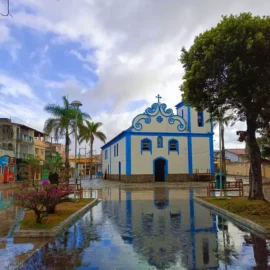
left=17, top=134, right=34, bottom=143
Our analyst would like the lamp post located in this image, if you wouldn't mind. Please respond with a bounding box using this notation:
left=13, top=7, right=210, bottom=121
left=79, top=147, right=87, bottom=179
left=70, top=100, right=82, bottom=199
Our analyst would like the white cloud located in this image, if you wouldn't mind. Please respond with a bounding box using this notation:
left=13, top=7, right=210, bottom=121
left=3, top=0, right=270, bottom=151
left=0, top=74, right=36, bottom=99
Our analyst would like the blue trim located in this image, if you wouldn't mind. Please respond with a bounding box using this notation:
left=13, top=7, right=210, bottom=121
left=125, top=191, right=133, bottom=244
left=181, top=109, right=184, bottom=118
left=209, top=135, right=214, bottom=173
left=189, top=189, right=196, bottom=270
left=110, top=146, right=111, bottom=175
left=188, top=137, right=193, bottom=174
left=130, top=132, right=213, bottom=137
left=119, top=161, right=121, bottom=175
left=168, top=138, right=179, bottom=155
left=132, top=102, right=186, bottom=132
left=157, top=136, right=163, bottom=148
left=188, top=106, right=191, bottom=133
left=198, top=111, right=204, bottom=127
left=126, top=134, right=131, bottom=175
left=175, top=101, right=185, bottom=109
left=153, top=156, right=168, bottom=182
left=101, top=131, right=126, bottom=150
left=141, top=138, right=152, bottom=154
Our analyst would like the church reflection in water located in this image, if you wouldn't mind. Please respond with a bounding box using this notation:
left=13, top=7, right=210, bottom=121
left=102, top=187, right=219, bottom=270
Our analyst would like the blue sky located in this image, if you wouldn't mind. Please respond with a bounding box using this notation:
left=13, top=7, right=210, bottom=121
left=0, top=0, right=269, bottom=151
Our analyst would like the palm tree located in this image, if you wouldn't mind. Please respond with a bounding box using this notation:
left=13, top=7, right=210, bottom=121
left=79, top=120, right=106, bottom=179
left=44, top=96, right=90, bottom=170
left=207, top=108, right=235, bottom=174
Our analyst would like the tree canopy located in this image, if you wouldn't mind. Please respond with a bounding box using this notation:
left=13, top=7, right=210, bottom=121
left=181, top=13, right=270, bottom=125
left=180, top=13, right=270, bottom=199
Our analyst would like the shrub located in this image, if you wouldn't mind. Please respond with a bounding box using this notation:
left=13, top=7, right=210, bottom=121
left=15, top=182, right=71, bottom=223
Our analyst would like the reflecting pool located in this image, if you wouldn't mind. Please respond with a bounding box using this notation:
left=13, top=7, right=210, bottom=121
left=4, top=187, right=270, bottom=269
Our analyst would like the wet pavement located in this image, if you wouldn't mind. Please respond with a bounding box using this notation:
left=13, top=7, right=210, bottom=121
left=6, top=186, right=267, bottom=270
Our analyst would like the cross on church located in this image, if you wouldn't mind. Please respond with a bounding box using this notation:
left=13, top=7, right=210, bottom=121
left=156, top=94, right=162, bottom=103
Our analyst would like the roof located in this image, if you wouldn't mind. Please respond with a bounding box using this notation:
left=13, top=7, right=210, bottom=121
left=13, top=122, right=45, bottom=136
left=215, top=149, right=246, bottom=156
left=226, top=149, right=246, bottom=156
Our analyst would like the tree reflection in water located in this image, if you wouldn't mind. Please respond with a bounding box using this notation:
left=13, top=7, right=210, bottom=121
left=19, top=209, right=100, bottom=270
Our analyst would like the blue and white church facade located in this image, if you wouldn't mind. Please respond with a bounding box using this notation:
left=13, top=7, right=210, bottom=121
left=101, top=95, right=214, bottom=183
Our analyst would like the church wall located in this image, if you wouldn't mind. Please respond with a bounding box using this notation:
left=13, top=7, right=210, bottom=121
left=192, top=137, right=210, bottom=173
left=190, top=108, right=211, bottom=133
left=131, top=135, right=189, bottom=174
left=102, top=137, right=126, bottom=180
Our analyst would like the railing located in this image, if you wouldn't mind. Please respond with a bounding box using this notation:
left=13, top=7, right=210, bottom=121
left=17, top=134, right=34, bottom=143
left=16, top=152, right=31, bottom=159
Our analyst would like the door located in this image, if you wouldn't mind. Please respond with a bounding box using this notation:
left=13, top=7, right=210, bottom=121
left=118, top=162, right=121, bottom=181
left=154, top=158, right=166, bottom=182
left=4, top=166, right=8, bottom=183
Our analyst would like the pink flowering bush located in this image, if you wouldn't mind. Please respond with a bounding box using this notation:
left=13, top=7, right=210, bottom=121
left=14, top=182, right=71, bottom=223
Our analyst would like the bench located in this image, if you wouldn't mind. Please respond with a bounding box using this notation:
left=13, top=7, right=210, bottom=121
left=207, top=179, right=244, bottom=197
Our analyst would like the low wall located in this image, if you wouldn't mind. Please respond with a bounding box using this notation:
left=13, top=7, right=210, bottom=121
left=14, top=199, right=99, bottom=238
left=107, top=174, right=196, bottom=183
left=227, top=162, right=270, bottom=179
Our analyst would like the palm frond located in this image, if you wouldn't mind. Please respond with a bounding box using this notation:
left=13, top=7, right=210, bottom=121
left=95, top=131, right=106, bottom=143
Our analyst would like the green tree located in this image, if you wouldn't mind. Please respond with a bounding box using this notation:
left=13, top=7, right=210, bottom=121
left=44, top=96, right=90, bottom=170
left=180, top=13, right=270, bottom=200
left=207, top=108, right=235, bottom=174
left=79, top=120, right=106, bottom=179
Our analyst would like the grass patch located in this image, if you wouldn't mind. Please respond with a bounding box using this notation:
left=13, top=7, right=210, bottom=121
left=202, top=197, right=270, bottom=227
left=20, top=198, right=94, bottom=230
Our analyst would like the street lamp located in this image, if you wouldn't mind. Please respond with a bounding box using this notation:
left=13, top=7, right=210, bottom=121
left=71, top=100, right=82, bottom=199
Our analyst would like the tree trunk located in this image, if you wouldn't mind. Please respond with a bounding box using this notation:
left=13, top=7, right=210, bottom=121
left=65, top=130, right=70, bottom=183
left=65, top=131, right=70, bottom=169
left=251, top=234, right=268, bottom=269
left=46, top=205, right=56, bottom=214
left=221, top=124, right=226, bottom=174
left=90, top=139, right=93, bottom=180
left=35, top=210, right=42, bottom=223
left=246, top=118, right=264, bottom=200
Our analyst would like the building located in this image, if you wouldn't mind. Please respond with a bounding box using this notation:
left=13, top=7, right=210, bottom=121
left=101, top=96, right=214, bottom=182
left=69, top=153, right=102, bottom=177
left=0, top=118, right=44, bottom=182
left=214, top=149, right=247, bottom=163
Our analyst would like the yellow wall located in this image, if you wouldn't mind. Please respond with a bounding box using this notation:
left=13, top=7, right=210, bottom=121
left=227, top=162, right=270, bottom=178
left=34, top=139, right=46, bottom=161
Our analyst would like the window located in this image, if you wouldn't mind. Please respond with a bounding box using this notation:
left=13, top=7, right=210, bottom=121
left=198, top=111, right=204, bottom=127
left=168, top=139, right=179, bottom=154
left=114, top=145, right=116, bottom=157
left=8, top=143, right=13, bottom=151
left=141, top=138, right=152, bottom=154
left=105, top=149, right=108, bottom=160
left=157, top=136, right=163, bottom=148
left=117, top=143, right=119, bottom=156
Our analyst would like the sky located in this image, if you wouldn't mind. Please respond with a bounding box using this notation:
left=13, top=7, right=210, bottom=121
left=0, top=0, right=269, bottom=154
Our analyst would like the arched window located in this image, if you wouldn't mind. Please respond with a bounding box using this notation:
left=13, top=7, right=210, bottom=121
left=157, top=136, right=163, bottom=148
left=141, top=138, right=152, bottom=154
left=168, top=139, right=179, bottom=154
left=8, top=143, right=13, bottom=151
left=198, top=111, right=204, bottom=127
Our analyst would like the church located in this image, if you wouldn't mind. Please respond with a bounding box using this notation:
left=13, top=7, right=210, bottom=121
left=101, top=95, right=214, bottom=183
